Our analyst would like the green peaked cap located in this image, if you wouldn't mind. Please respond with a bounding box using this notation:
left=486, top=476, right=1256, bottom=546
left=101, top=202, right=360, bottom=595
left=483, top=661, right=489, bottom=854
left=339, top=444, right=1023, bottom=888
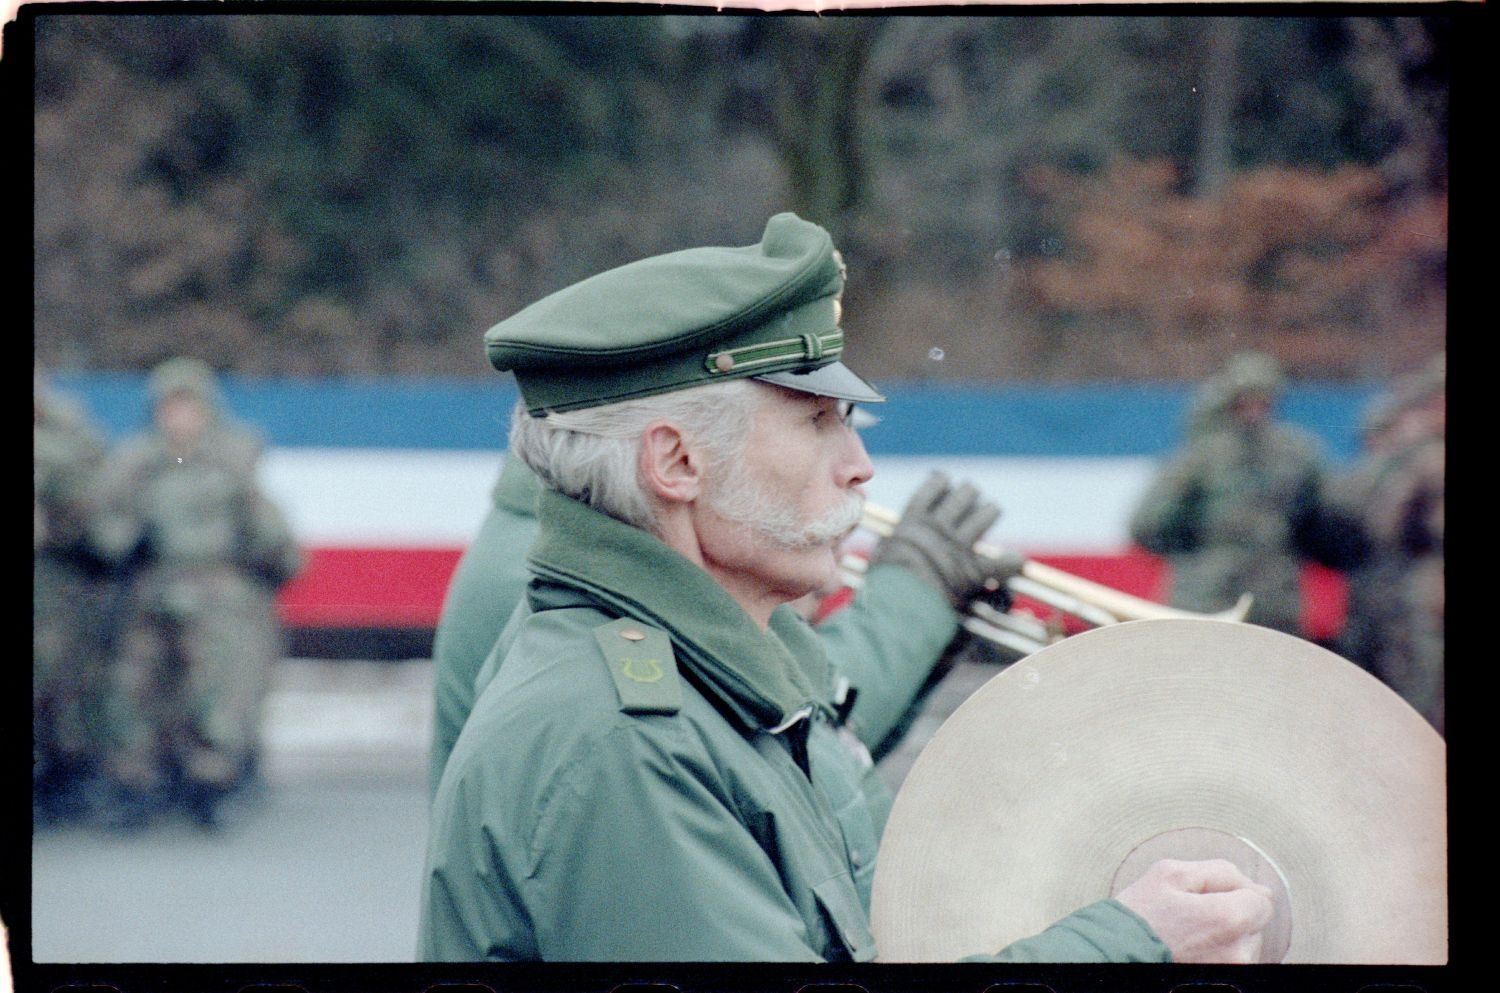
left=485, top=213, right=884, bottom=414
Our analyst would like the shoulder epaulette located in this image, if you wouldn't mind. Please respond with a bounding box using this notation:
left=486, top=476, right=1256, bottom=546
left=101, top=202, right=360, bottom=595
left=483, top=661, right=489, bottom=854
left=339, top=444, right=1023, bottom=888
left=592, top=618, right=682, bottom=715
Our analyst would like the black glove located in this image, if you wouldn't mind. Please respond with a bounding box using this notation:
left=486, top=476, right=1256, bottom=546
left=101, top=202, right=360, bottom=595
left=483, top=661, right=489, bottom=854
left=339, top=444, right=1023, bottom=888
left=868, top=471, right=1023, bottom=612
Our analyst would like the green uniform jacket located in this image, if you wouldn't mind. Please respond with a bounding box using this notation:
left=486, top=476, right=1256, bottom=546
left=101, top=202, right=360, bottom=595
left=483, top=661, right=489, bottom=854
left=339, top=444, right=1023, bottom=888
left=428, top=456, right=967, bottom=796
left=418, top=488, right=1167, bottom=962
left=428, top=454, right=541, bottom=795
left=811, top=564, right=959, bottom=763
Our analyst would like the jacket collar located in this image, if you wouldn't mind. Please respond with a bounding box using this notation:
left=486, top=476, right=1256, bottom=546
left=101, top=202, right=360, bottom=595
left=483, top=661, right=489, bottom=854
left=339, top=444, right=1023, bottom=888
left=527, top=487, right=828, bottom=732
left=492, top=453, right=542, bottom=515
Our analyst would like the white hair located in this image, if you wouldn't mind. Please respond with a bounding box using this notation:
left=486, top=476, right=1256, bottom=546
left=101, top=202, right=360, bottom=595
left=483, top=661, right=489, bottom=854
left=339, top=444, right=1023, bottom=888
left=508, top=379, right=763, bottom=534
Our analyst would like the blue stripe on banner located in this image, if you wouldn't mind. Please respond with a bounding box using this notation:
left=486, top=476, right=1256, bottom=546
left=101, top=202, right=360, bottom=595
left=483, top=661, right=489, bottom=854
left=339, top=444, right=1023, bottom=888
left=50, top=372, right=518, bottom=451
left=863, top=382, right=1378, bottom=460
left=50, top=373, right=1380, bottom=461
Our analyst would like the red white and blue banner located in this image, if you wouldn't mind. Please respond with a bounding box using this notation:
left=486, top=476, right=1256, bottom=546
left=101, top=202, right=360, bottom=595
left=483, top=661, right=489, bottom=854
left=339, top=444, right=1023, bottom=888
left=52, top=374, right=1378, bottom=655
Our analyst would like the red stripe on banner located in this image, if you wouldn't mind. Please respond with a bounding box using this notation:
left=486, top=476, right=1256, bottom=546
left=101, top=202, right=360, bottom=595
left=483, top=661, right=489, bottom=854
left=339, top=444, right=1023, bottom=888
left=276, top=547, right=464, bottom=628
left=1031, top=550, right=1347, bottom=644
left=277, top=546, right=1348, bottom=643
left=1299, top=564, right=1349, bottom=645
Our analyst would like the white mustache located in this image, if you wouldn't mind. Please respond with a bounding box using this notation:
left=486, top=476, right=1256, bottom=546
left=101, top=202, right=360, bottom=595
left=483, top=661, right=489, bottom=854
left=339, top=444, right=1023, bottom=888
left=707, top=467, right=866, bottom=552
left=791, top=493, right=866, bottom=547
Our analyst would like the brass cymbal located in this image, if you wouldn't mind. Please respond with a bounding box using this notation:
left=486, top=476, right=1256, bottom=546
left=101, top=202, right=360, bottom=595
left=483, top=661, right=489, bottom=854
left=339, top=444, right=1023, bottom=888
left=870, top=618, right=1446, bottom=964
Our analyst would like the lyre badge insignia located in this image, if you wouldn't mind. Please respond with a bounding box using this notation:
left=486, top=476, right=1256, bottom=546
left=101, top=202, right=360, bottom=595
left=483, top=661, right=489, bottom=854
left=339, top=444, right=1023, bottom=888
left=621, top=656, right=664, bottom=683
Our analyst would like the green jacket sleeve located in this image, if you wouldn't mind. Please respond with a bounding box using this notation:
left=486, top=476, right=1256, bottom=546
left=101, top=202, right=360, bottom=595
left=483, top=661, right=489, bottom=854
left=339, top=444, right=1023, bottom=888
left=237, top=490, right=303, bottom=588
left=88, top=442, right=154, bottom=565
left=427, top=506, right=540, bottom=797
left=1128, top=450, right=1206, bottom=555
left=814, top=564, right=959, bottom=755
left=961, top=899, right=1172, bottom=963
left=429, top=457, right=543, bottom=796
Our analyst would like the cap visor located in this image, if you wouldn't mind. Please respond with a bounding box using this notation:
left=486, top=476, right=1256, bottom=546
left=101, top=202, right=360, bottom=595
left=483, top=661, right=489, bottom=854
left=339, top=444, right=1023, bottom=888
left=755, top=362, right=885, bottom=404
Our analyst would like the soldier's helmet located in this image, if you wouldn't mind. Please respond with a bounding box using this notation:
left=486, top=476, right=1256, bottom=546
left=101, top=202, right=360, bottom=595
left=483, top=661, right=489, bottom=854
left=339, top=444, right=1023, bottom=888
left=148, top=357, right=221, bottom=411
left=1188, top=351, right=1284, bottom=436
left=1216, top=351, right=1284, bottom=404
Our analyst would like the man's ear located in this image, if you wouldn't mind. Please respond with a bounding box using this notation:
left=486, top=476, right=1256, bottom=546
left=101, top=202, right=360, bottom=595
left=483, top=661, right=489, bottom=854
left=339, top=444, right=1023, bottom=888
left=639, top=421, right=704, bottom=505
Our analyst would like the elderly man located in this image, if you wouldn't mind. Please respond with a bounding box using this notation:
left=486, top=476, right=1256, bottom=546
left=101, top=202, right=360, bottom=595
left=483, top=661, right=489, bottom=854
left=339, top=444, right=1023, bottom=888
left=428, top=453, right=1011, bottom=798
left=418, top=214, right=1271, bottom=962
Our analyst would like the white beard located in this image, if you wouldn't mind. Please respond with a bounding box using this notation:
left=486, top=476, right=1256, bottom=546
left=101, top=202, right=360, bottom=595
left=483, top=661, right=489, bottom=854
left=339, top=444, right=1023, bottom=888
left=707, top=462, right=864, bottom=551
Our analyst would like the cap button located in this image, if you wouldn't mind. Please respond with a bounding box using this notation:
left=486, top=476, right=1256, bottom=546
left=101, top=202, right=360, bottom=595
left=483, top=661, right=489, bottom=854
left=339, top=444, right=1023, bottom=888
left=713, top=353, right=735, bottom=373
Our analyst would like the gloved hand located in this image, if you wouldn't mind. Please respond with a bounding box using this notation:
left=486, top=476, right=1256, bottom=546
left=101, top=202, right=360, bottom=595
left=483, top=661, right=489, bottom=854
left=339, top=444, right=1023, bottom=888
left=868, top=471, right=1023, bottom=612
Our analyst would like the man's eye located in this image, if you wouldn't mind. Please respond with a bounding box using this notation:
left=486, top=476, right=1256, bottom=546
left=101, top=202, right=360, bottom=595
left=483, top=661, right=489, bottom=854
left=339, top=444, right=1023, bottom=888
left=811, top=402, right=853, bottom=428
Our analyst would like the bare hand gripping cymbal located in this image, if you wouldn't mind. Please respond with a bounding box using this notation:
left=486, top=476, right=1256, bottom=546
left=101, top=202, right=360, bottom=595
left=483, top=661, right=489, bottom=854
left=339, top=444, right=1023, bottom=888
left=870, top=618, right=1446, bottom=964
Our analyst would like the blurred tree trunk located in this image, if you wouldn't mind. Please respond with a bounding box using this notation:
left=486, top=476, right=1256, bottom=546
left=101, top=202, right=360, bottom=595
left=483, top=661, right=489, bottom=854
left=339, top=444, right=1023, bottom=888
left=1194, top=17, right=1243, bottom=197
left=1343, top=17, right=1445, bottom=196
left=763, top=18, right=885, bottom=243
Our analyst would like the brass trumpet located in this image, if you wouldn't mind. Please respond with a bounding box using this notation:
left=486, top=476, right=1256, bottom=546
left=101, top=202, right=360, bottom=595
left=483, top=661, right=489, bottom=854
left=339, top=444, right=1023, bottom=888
left=841, top=502, right=1252, bottom=657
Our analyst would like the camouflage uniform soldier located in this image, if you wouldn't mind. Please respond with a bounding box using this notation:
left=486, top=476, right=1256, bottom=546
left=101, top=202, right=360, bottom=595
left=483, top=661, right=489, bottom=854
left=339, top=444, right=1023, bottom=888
left=1329, top=355, right=1444, bottom=733
left=1328, top=395, right=1411, bottom=676
left=1397, top=433, right=1444, bottom=735
left=1129, top=352, right=1359, bottom=638
left=34, top=372, right=115, bottom=822
left=92, top=358, right=303, bottom=828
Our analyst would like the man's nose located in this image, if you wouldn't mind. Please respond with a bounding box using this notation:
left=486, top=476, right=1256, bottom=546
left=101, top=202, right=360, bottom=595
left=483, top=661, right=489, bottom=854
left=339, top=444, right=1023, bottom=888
left=839, top=428, right=875, bottom=489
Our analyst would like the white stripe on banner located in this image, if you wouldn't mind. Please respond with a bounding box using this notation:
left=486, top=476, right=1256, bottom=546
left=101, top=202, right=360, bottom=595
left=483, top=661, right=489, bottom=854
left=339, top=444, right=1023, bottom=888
left=260, top=449, right=502, bottom=547
left=861, top=456, right=1160, bottom=553
left=260, top=449, right=1162, bottom=554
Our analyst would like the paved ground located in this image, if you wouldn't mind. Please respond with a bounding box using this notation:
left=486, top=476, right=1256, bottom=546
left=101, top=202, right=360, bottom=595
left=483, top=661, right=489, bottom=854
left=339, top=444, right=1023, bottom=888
left=29, top=654, right=1005, bottom=965
left=30, top=659, right=434, bottom=964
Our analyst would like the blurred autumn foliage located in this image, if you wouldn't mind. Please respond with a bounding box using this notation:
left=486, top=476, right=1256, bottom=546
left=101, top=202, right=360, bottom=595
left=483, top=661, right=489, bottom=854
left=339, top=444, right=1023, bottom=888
left=29, top=13, right=1452, bottom=383
left=1016, top=159, right=1447, bottom=379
